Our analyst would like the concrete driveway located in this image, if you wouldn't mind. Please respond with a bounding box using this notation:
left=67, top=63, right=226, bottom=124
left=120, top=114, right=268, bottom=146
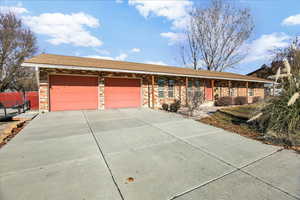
left=0, top=109, right=299, bottom=200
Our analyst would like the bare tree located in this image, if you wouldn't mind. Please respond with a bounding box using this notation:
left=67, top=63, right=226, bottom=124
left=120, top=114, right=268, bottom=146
left=0, top=12, right=37, bottom=92
left=11, top=67, right=38, bottom=92
left=187, top=91, right=204, bottom=116
left=179, top=21, right=201, bottom=70
left=180, top=0, right=254, bottom=71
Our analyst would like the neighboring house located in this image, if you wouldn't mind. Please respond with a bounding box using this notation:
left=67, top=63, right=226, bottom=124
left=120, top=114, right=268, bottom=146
left=247, top=61, right=284, bottom=96
left=22, top=54, right=272, bottom=112
left=247, top=61, right=283, bottom=79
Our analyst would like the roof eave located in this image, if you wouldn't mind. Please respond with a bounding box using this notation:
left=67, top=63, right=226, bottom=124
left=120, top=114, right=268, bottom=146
left=22, top=62, right=274, bottom=84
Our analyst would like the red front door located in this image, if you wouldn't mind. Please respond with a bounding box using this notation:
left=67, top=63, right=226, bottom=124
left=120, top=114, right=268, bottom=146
left=105, top=78, right=141, bottom=109
left=49, top=75, right=98, bottom=111
left=205, top=80, right=213, bottom=101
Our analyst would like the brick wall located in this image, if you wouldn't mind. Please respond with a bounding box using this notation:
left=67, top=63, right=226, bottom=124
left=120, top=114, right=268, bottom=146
left=39, top=68, right=265, bottom=111
left=237, top=82, right=247, bottom=96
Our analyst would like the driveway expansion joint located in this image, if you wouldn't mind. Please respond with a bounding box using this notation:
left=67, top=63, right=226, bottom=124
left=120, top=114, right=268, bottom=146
left=142, top=117, right=297, bottom=200
left=0, top=154, right=100, bottom=178
left=82, top=111, right=125, bottom=200
left=240, top=169, right=300, bottom=200
left=168, top=169, right=239, bottom=200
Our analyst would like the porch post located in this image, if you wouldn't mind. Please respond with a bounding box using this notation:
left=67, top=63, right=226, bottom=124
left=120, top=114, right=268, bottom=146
left=151, top=75, right=155, bottom=109
left=228, top=80, right=231, bottom=96
left=237, top=82, right=239, bottom=96
left=246, top=81, right=249, bottom=103
left=185, top=77, right=188, bottom=105
left=179, top=79, right=182, bottom=101
left=211, top=79, right=215, bottom=101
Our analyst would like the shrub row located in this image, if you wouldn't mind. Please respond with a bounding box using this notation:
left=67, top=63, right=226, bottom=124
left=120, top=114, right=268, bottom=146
left=162, top=100, right=181, bottom=112
left=215, top=96, right=262, bottom=106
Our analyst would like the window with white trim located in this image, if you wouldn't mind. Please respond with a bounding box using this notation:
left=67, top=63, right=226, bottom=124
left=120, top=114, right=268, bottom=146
left=168, top=79, right=175, bottom=98
left=229, top=82, right=237, bottom=96
left=187, top=80, right=193, bottom=97
left=195, top=80, right=202, bottom=97
left=158, top=79, right=165, bottom=98
left=248, top=88, right=254, bottom=96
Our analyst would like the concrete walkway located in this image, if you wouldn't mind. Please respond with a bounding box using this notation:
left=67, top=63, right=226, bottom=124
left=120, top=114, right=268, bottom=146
left=0, top=109, right=299, bottom=200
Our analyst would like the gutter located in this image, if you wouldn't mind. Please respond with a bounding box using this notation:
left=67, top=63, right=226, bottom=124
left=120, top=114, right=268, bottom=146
left=21, top=62, right=274, bottom=84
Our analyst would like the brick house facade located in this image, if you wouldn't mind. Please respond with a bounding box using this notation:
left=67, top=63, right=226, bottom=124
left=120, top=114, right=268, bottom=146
left=38, top=68, right=265, bottom=112
left=24, top=54, right=271, bottom=112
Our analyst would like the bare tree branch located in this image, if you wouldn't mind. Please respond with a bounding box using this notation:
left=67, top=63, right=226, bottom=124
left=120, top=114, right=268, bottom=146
left=179, top=0, right=254, bottom=72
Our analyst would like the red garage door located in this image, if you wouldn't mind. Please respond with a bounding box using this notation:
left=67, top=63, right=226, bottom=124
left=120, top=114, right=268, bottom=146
left=50, top=75, right=98, bottom=111
left=105, top=78, right=141, bottom=109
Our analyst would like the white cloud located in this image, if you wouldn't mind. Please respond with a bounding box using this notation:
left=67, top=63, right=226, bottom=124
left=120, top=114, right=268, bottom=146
left=0, top=5, right=28, bottom=14
left=115, top=53, right=128, bottom=61
left=145, top=61, right=167, bottom=65
left=23, top=12, right=102, bottom=47
left=128, top=0, right=193, bottom=30
left=131, top=48, right=141, bottom=53
left=243, top=32, right=291, bottom=63
left=87, top=55, right=114, bottom=60
left=282, top=14, right=300, bottom=26
left=87, top=53, right=128, bottom=61
left=160, top=32, right=185, bottom=45
left=87, top=55, right=168, bottom=66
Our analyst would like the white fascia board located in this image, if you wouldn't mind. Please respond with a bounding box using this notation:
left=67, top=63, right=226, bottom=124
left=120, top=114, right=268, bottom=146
left=21, top=62, right=274, bottom=84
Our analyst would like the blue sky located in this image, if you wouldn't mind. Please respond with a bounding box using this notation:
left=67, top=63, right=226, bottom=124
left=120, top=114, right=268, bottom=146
left=1, top=0, right=300, bottom=74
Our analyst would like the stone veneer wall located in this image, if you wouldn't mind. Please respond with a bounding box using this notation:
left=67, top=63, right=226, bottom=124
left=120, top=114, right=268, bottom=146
left=38, top=68, right=265, bottom=111
left=39, top=70, right=49, bottom=111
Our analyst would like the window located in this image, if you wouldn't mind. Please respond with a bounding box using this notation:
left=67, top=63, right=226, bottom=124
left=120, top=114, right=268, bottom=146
left=229, top=86, right=236, bottom=96
left=168, top=79, right=175, bottom=97
left=195, top=80, right=202, bottom=97
left=187, top=80, right=193, bottom=97
left=248, top=88, right=254, bottom=96
left=158, top=79, right=165, bottom=98
left=229, top=88, right=235, bottom=96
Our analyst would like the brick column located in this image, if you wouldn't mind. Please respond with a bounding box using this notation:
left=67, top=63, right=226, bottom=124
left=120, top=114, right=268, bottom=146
left=99, top=75, right=105, bottom=110
left=39, top=69, right=49, bottom=112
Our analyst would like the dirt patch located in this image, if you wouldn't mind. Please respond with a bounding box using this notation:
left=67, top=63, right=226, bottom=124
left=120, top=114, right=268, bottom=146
left=0, top=120, right=27, bottom=149
left=199, top=112, right=260, bottom=140
left=199, top=111, right=300, bottom=153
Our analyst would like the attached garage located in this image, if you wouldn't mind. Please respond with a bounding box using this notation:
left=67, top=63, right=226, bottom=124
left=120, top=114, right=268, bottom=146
left=22, top=54, right=271, bottom=112
left=49, top=75, right=98, bottom=111
left=105, top=78, right=141, bottom=109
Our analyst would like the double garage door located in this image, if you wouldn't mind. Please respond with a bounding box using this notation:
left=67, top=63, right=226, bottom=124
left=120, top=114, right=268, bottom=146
left=49, top=75, right=141, bottom=111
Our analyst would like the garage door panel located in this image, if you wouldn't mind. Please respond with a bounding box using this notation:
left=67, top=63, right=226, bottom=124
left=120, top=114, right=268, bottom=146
left=50, top=75, right=98, bottom=111
left=105, top=78, right=141, bottom=109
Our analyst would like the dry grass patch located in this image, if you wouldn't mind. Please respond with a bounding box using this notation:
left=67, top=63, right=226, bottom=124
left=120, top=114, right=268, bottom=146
left=0, top=120, right=27, bottom=148
left=200, top=105, right=300, bottom=152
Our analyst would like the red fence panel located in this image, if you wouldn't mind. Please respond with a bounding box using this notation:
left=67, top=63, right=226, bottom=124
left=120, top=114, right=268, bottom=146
left=0, top=91, right=39, bottom=110
left=26, top=92, right=39, bottom=110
